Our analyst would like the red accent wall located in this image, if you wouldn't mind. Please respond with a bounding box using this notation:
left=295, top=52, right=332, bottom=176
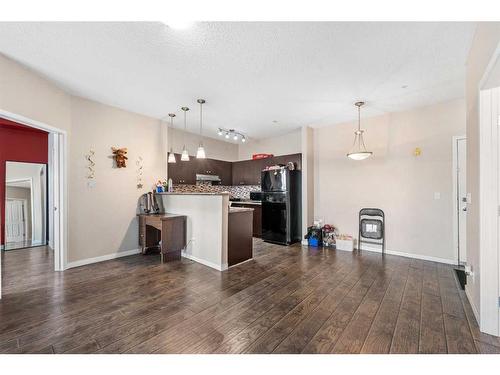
left=0, top=118, right=48, bottom=245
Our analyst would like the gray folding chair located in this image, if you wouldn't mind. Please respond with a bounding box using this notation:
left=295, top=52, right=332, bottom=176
left=358, top=208, right=385, bottom=255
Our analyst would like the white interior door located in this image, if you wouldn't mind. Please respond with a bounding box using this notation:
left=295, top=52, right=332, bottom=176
left=5, top=199, right=26, bottom=243
left=457, top=138, right=467, bottom=264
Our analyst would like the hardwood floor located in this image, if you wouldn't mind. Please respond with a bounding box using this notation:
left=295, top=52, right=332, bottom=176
left=1, top=240, right=499, bottom=354
left=4, top=239, right=46, bottom=251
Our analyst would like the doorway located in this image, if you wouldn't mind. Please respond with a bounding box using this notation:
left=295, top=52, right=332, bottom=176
left=453, top=136, right=467, bottom=265
left=4, top=162, right=48, bottom=251
left=0, top=111, right=67, bottom=299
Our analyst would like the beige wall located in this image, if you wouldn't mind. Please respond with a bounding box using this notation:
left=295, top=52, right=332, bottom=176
left=237, top=129, right=301, bottom=160
left=1, top=53, right=165, bottom=264
left=465, top=23, right=500, bottom=314
left=0, top=54, right=71, bottom=132
left=68, top=97, right=164, bottom=262
left=167, top=127, right=238, bottom=162
left=314, top=98, right=465, bottom=262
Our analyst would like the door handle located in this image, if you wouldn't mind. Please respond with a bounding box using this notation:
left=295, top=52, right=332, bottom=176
left=462, top=206, right=467, bottom=212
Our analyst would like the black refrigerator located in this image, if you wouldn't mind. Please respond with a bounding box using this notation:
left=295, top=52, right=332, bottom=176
left=261, top=167, right=301, bottom=245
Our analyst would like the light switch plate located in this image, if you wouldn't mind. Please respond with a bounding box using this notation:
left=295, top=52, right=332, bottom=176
left=87, top=180, right=96, bottom=188
left=434, top=192, right=441, bottom=200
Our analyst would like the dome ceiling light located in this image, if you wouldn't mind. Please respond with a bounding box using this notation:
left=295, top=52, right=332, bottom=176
left=347, top=101, right=373, bottom=161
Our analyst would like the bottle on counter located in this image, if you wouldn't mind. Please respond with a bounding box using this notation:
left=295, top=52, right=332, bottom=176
left=156, top=180, right=163, bottom=193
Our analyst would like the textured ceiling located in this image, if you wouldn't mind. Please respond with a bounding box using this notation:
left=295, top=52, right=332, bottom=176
left=0, top=22, right=475, bottom=140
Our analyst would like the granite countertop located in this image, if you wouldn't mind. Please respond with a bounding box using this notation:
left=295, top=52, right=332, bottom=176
left=230, top=200, right=262, bottom=205
left=157, top=192, right=230, bottom=196
left=229, top=207, right=255, bottom=214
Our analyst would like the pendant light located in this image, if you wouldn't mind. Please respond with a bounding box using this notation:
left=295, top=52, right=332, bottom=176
left=167, top=113, right=177, bottom=163
left=347, top=101, right=373, bottom=160
left=180, top=106, right=190, bottom=161
left=196, top=99, right=206, bottom=159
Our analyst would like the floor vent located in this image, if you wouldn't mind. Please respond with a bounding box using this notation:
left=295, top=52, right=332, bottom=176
left=454, top=268, right=466, bottom=290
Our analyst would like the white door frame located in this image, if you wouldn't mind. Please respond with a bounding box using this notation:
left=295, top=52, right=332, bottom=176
left=477, top=40, right=500, bottom=337
left=479, top=86, right=500, bottom=336
left=452, top=135, right=466, bottom=265
left=0, top=109, right=68, bottom=299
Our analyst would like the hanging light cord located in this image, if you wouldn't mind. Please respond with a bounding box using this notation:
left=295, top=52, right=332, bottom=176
left=350, top=102, right=368, bottom=152
left=199, top=101, right=203, bottom=143
left=350, top=104, right=361, bottom=150
left=170, top=115, right=174, bottom=152
left=184, top=110, right=187, bottom=131
left=167, top=116, right=174, bottom=153
left=358, top=103, right=361, bottom=132
left=182, top=108, right=187, bottom=149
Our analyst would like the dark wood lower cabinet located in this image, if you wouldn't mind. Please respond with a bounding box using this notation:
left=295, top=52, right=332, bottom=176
left=227, top=209, right=253, bottom=266
left=230, top=203, right=262, bottom=238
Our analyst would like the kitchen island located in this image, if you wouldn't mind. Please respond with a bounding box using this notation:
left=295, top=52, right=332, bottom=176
left=155, top=192, right=253, bottom=270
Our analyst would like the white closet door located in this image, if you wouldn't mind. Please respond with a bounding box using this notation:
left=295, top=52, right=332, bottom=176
left=5, top=199, right=25, bottom=242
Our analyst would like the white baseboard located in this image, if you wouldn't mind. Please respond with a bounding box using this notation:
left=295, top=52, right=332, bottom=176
left=360, top=244, right=456, bottom=265
left=301, top=239, right=309, bottom=245
left=181, top=251, right=226, bottom=271
left=227, top=257, right=253, bottom=269
left=465, top=286, right=480, bottom=324
left=66, top=248, right=141, bottom=269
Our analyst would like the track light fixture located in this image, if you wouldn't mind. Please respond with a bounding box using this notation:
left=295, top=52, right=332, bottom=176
left=217, top=128, right=247, bottom=143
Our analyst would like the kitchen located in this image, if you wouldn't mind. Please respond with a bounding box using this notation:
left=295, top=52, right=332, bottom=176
left=152, top=150, right=303, bottom=270
left=131, top=103, right=302, bottom=271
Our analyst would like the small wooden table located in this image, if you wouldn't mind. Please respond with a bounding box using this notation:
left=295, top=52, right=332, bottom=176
left=138, top=213, right=187, bottom=263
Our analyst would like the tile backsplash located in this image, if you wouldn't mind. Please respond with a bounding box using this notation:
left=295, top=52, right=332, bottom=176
left=172, top=184, right=261, bottom=199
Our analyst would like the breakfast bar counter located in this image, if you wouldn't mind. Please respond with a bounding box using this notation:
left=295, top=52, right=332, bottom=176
left=154, top=192, right=254, bottom=270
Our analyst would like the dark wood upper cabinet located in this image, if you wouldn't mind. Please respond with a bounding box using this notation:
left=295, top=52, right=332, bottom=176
left=211, top=160, right=232, bottom=185
left=232, top=160, right=254, bottom=185
left=168, top=155, right=232, bottom=185
left=168, top=153, right=301, bottom=186
left=167, top=154, right=196, bottom=184
left=232, top=153, right=302, bottom=186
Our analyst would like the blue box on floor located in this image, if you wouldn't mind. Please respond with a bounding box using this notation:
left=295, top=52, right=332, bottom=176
left=308, top=238, right=320, bottom=247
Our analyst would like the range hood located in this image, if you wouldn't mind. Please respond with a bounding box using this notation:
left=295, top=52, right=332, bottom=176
left=196, top=174, right=221, bottom=184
